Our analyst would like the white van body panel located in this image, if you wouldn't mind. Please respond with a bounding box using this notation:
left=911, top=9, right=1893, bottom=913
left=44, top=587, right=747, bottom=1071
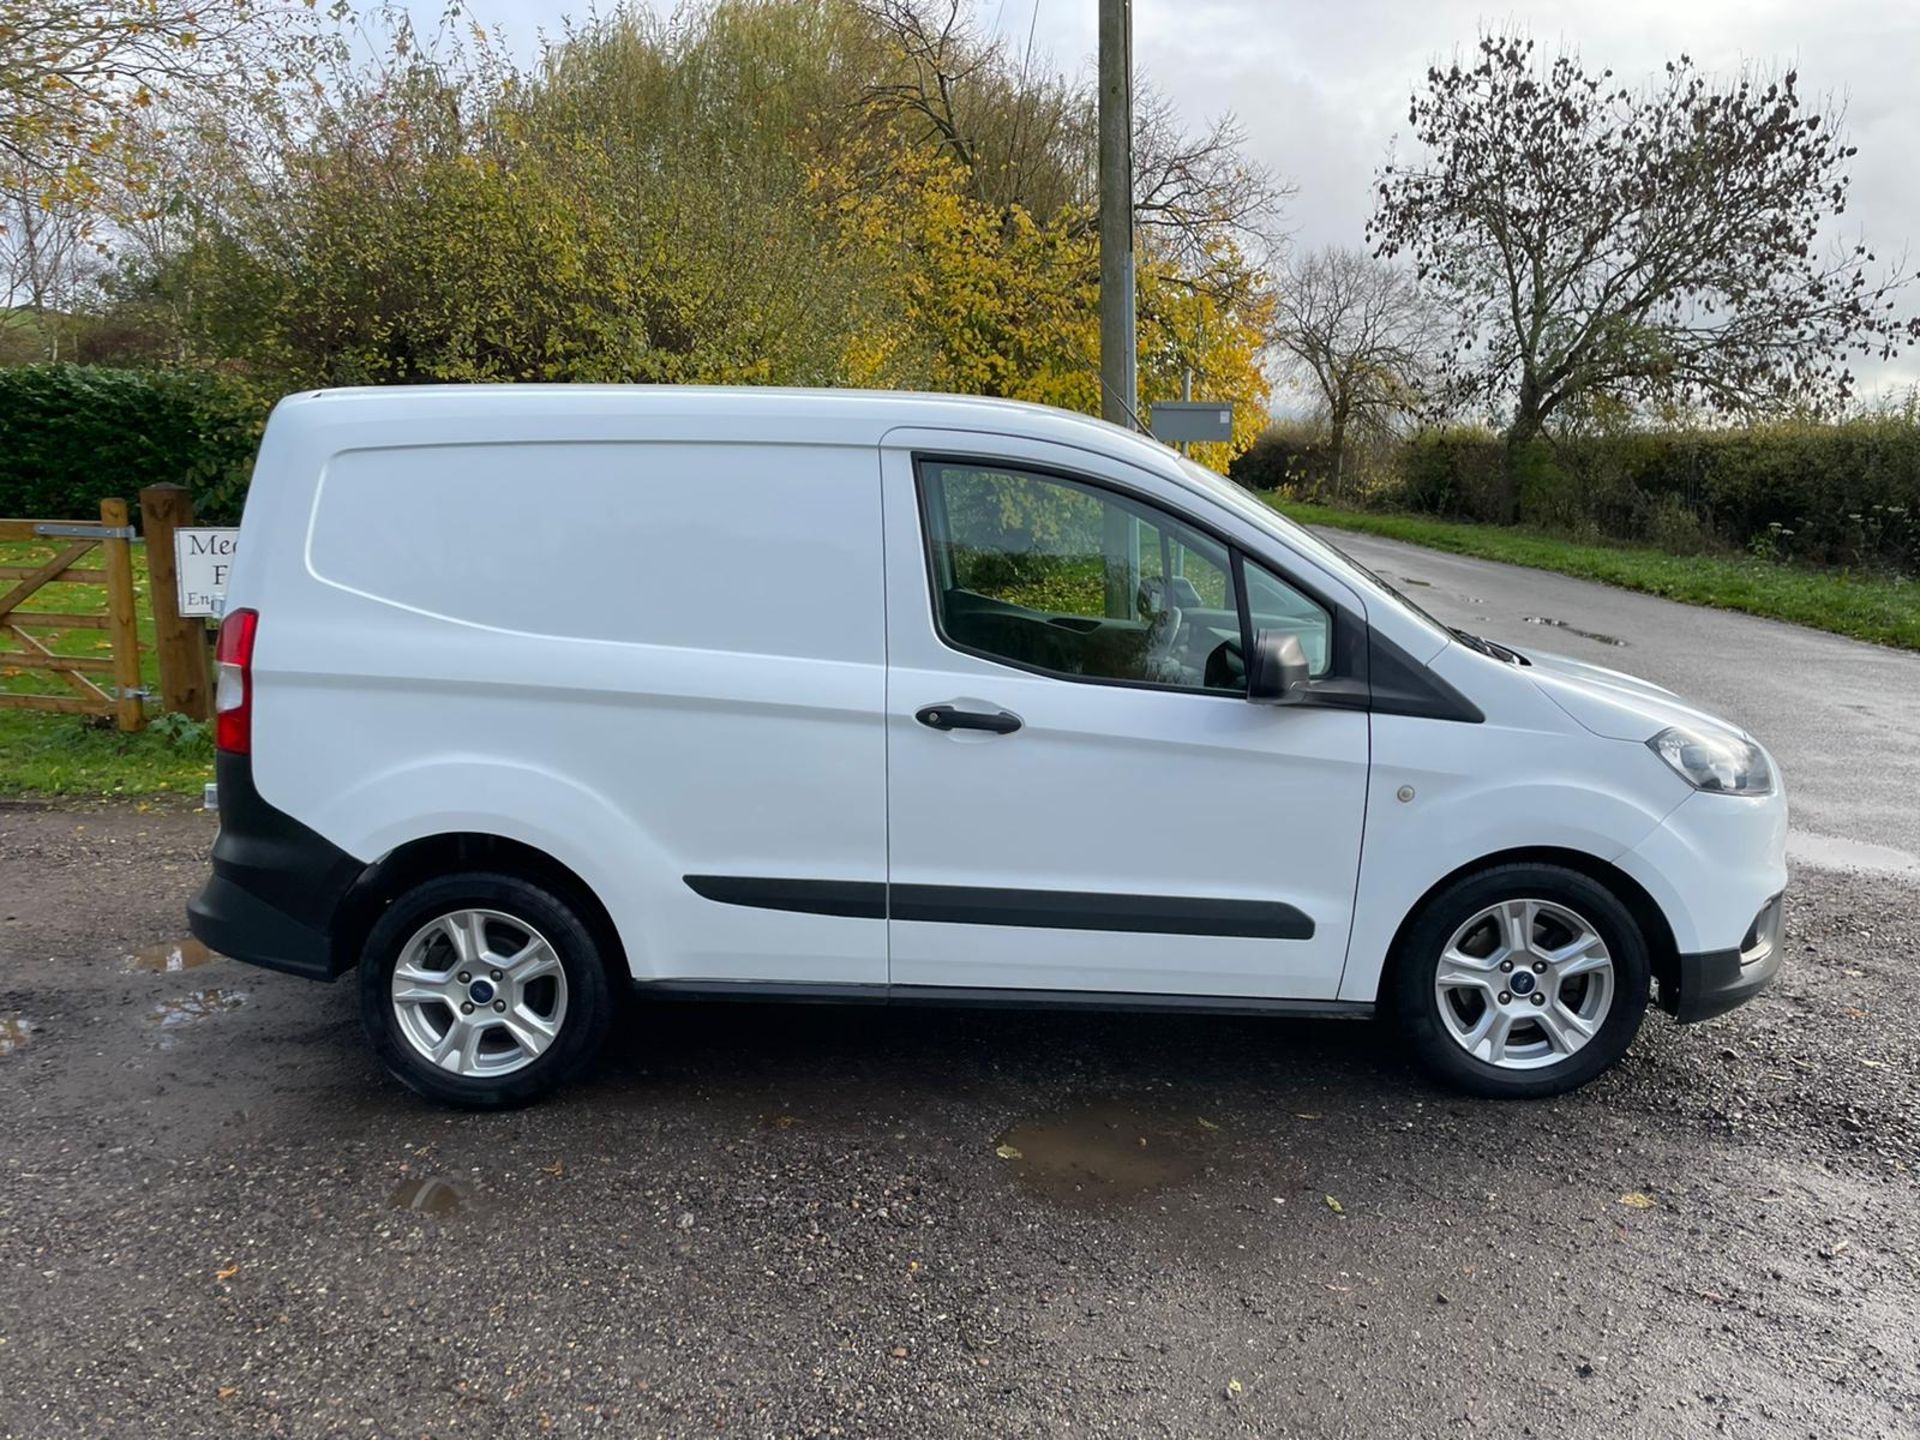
left=234, top=394, right=893, bottom=985
left=1340, top=643, right=1789, bottom=1001
left=210, top=385, right=1788, bottom=1022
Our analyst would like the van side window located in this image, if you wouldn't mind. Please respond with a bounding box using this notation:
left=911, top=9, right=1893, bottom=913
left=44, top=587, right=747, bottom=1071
left=920, top=461, right=1253, bottom=693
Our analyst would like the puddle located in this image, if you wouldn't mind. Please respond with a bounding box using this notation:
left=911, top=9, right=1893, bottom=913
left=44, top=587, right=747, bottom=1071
left=992, top=1103, right=1212, bottom=1208
left=387, top=1177, right=470, bottom=1217
left=129, top=938, right=221, bottom=973
left=148, top=989, right=249, bottom=1027
left=0, top=1016, right=36, bottom=1056
left=1522, top=615, right=1627, bottom=646
left=1788, top=832, right=1920, bottom=879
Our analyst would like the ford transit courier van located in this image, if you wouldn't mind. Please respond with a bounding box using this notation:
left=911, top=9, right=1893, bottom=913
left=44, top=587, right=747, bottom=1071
left=187, top=386, right=1787, bottom=1108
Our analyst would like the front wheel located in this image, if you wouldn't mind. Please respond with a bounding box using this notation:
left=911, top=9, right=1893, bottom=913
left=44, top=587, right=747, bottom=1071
left=359, top=872, right=613, bottom=1108
left=1391, top=864, right=1651, bottom=1098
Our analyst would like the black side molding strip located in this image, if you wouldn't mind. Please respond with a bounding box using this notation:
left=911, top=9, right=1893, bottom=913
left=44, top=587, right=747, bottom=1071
left=635, top=977, right=1370, bottom=1018
left=894, top=884, right=1313, bottom=939
left=683, top=875, right=885, bottom=920
left=684, top=876, right=1313, bottom=940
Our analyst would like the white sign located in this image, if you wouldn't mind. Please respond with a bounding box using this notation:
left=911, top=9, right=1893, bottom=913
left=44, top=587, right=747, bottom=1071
left=174, top=528, right=239, bottom=618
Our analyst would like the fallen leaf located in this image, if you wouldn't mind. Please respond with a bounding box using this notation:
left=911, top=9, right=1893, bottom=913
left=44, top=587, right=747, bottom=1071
left=1294, top=1112, right=1321, bottom=1120
left=217, top=1387, right=238, bottom=1402
left=994, top=1144, right=1023, bottom=1160
left=214, top=1264, right=239, bottom=1282
left=1196, top=1116, right=1220, bottom=1130
left=541, top=1161, right=564, bottom=1177
left=1618, top=1192, right=1657, bottom=1210
left=890, top=1346, right=909, bottom=1359
left=1226, top=1377, right=1243, bottom=1397
left=1325, top=1194, right=1345, bottom=1215
left=774, top=1114, right=799, bottom=1129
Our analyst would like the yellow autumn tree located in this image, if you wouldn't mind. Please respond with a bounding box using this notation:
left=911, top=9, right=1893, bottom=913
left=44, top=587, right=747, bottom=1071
left=813, top=135, right=1271, bottom=467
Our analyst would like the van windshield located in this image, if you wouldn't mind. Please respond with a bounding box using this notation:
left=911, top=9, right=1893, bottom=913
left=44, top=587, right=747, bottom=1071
left=1174, top=456, right=1453, bottom=643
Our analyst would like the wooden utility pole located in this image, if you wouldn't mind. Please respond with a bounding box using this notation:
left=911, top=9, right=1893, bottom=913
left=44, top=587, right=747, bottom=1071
left=1097, top=0, right=1135, bottom=428
left=139, top=483, right=212, bottom=720
left=1097, top=0, right=1138, bottom=620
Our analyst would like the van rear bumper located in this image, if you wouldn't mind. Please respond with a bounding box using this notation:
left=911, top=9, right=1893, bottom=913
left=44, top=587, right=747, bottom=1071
left=186, top=751, right=363, bottom=981
left=189, top=871, right=345, bottom=980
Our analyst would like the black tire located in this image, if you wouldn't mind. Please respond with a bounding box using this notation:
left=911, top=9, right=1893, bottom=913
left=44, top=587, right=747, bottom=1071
left=358, top=871, right=613, bottom=1109
left=1390, top=863, right=1651, bottom=1099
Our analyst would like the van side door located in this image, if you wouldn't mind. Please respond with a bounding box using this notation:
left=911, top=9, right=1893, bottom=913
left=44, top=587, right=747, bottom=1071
left=879, top=435, right=1370, bottom=1002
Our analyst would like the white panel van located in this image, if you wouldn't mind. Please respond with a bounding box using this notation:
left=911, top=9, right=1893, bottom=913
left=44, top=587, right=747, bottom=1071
left=188, top=387, right=1787, bottom=1107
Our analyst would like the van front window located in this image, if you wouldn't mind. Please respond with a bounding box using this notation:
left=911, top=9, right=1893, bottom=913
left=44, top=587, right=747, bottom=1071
left=1173, top=457, right=1452, bottom=644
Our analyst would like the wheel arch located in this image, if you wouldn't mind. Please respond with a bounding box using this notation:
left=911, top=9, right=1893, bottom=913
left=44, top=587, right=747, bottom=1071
left=1371, top=845, right=1679, bottom=1005
left=331, top=832, right=630, bottom=989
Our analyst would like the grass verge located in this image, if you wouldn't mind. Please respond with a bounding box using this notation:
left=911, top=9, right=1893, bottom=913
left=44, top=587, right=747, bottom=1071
left=0, top=539, right=214, bottom=798
left=1272, top=500, right=1920, bottom=652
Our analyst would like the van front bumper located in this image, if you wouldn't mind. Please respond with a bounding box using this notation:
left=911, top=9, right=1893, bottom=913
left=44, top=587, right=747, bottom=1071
left=1613, top=778, right=1789, bottom=1024
left=1665, top=892, right=1785, bottom=1024
left=186, top=751, right=362, bottom=981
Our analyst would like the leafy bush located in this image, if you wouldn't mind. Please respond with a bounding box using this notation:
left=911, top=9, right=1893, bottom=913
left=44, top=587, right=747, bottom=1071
left=1398, top=426, right=1504, bottom=516
left=0, top=364, right=266, bottom=525
left=1227, top=422, right=1335, bottom=493
left=1394, top=421, right=1920, bottom=574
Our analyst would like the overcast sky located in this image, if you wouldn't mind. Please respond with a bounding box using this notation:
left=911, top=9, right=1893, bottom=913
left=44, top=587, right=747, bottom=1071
left=419, top=0, right=1920, bottom=396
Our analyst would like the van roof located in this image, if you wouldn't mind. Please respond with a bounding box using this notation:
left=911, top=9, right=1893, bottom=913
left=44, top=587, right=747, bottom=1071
left=277, top=384, right=1186, bottom=471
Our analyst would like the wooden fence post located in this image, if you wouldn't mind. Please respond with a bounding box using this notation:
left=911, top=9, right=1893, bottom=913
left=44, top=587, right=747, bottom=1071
left=98, top=497, right=146, bottom=733
left=139, top=483, right=212, bottom=720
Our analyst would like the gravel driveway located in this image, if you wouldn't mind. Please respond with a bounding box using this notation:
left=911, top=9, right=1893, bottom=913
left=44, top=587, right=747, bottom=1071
left=2, top=801, right=1916, bottom=1438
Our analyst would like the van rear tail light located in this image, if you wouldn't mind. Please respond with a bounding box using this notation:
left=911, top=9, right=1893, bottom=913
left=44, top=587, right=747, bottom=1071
left=214, top=608, right=258, bottom=754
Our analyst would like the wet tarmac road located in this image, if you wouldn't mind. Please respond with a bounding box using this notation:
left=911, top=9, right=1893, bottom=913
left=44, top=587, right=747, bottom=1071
left=2, top=803, right=1917, bottom=1439
left=1319, top=529, right=1920, bottom=866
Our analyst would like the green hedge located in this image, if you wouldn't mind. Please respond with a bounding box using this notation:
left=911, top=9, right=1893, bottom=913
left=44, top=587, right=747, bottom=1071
left=1398, top=422, right=1920, bottom=573
left=0, top=364, right=266, bottom=526
left=1227, top=422, right=1334, bottom=492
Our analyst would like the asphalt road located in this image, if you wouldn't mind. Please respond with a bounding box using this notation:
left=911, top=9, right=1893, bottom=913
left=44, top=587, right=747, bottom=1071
left=1319, top=529, right=1920, bottom=865
left=3, top=802, right=1919, bottom=1438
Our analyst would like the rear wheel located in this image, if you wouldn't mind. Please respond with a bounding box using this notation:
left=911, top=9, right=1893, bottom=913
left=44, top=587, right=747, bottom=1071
left=359, top=872, right=612, bottom=1108
left=1391, top=863, right=1650, bottom=1098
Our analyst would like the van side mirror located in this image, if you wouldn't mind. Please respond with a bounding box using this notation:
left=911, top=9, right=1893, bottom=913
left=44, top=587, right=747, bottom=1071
left=1247, top=630, right=1311, bottom=705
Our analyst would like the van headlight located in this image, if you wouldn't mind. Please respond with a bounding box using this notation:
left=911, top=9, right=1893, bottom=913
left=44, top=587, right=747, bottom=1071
left=1647, top=725, right=1774, bottom=796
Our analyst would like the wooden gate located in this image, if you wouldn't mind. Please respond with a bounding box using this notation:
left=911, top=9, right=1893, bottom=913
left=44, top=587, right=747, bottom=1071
left=0, top=499, right=146, bottom=732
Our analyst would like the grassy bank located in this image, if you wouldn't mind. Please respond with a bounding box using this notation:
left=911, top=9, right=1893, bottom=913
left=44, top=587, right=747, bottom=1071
left=0, top=539, right=214, bottom=797
left=1271, top=500, right=1920, bottom=652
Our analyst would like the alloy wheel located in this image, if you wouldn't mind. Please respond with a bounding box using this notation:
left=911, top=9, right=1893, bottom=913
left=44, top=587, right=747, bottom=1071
left=1432, top=898, right=1615, bottom=1070
left=389, top=909, right=569, bottom=1077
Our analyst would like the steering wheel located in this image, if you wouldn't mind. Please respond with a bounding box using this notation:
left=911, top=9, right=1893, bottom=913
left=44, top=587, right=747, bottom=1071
left=1144, top=604, right=1185, bottom=682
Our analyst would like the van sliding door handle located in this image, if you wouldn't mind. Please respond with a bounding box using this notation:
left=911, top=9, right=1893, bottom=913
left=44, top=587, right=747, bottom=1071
left=915, top=704, right=1023, bottom=735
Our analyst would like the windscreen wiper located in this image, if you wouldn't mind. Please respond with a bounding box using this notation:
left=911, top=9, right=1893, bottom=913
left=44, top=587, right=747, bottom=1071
left=1450, top=627, right=1529, bottom=666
